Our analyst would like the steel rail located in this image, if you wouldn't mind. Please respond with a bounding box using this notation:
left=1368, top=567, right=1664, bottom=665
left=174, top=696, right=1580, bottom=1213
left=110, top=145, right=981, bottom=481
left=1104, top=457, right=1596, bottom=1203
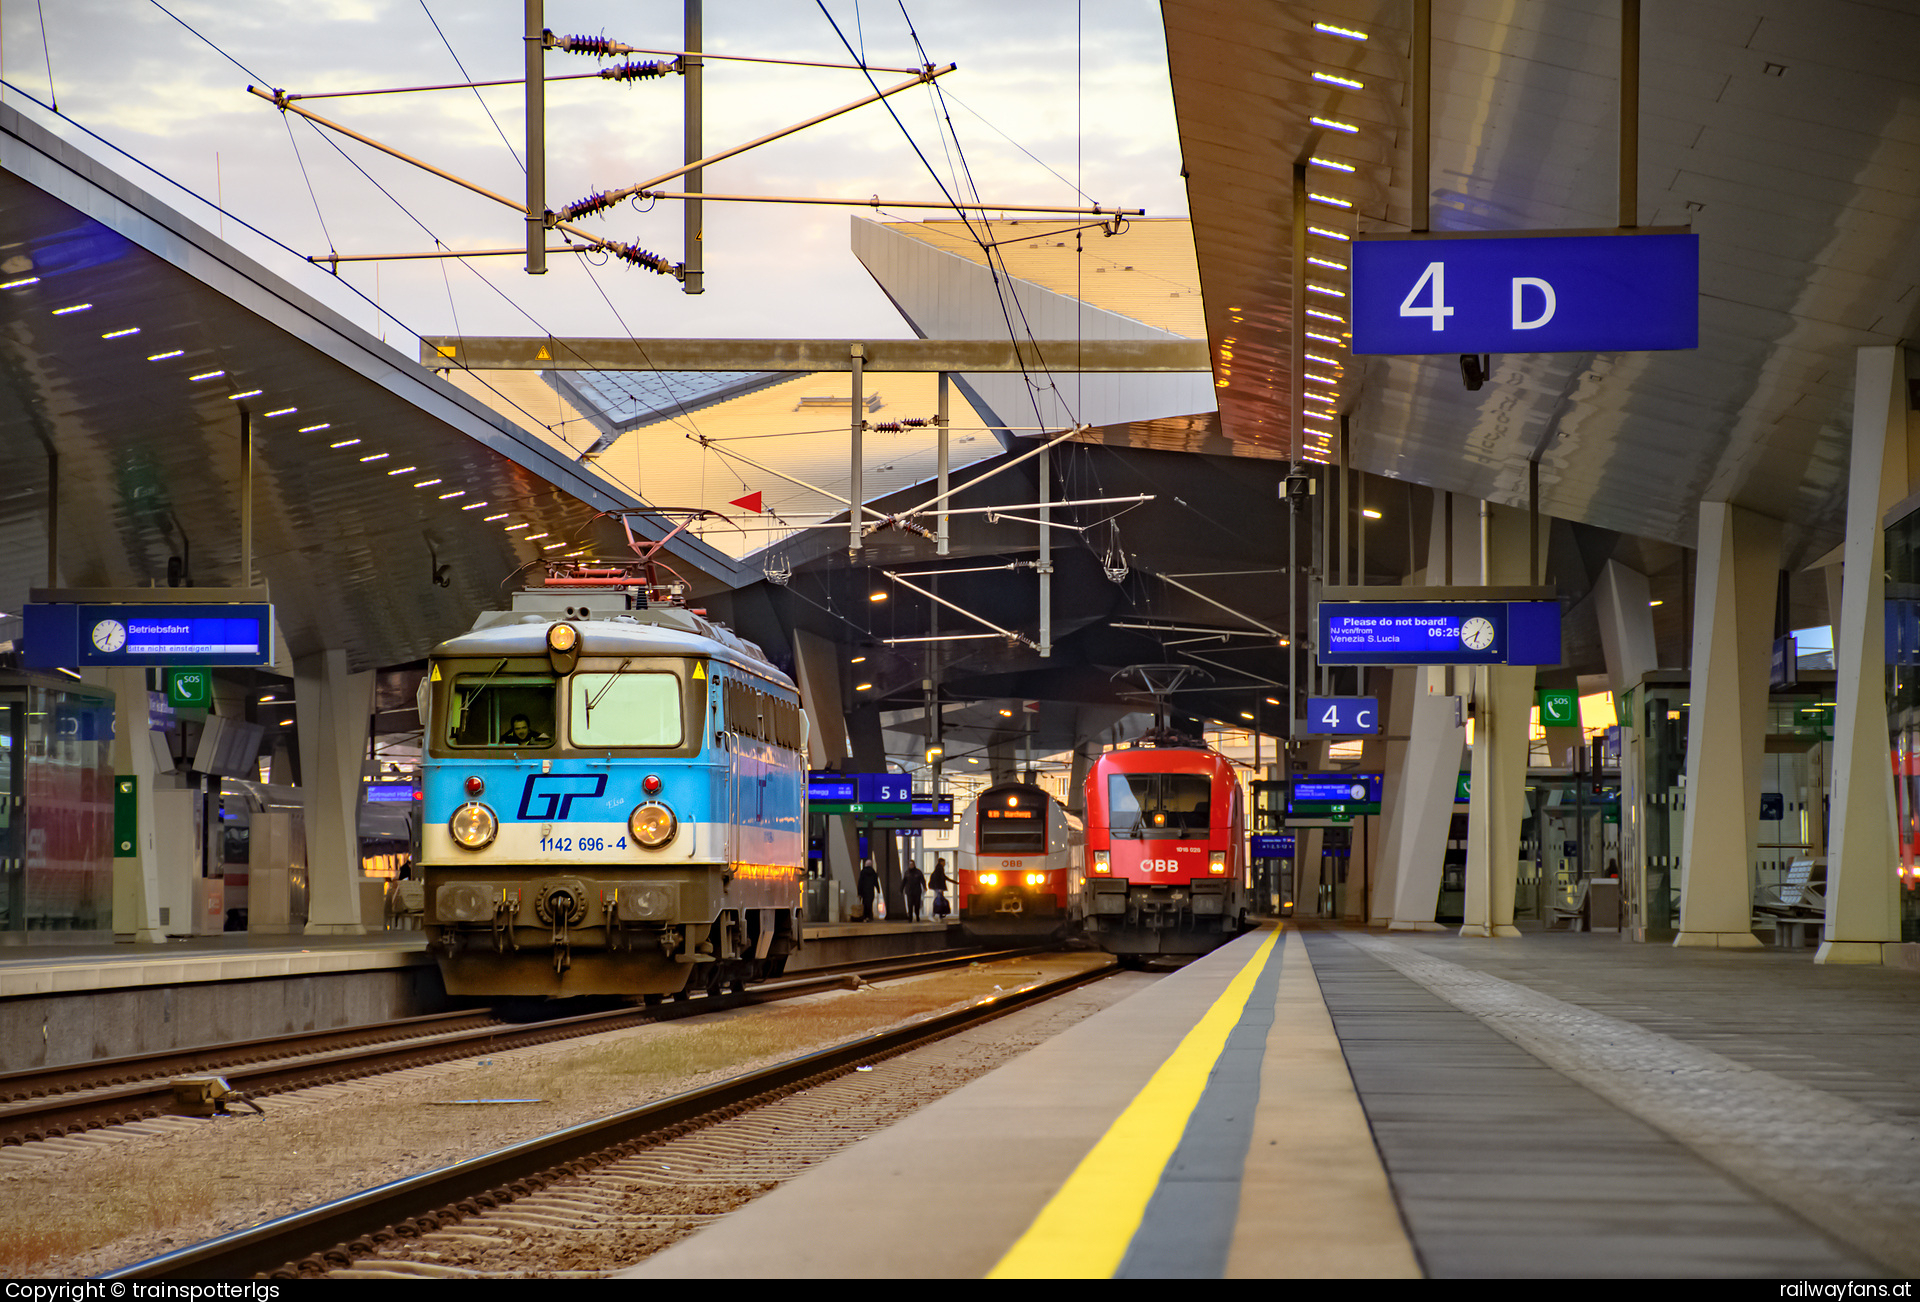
left=106, top=960, right=1109, bottom=1280
left=4, top=948, right=1031, bottom=1148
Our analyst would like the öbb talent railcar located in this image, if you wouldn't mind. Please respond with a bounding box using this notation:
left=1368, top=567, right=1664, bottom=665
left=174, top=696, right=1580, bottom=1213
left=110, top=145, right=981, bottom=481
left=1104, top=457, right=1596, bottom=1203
left=1082, top=736, right=1248, bottom=958
left=954, top=781, right=1084, bottom=940
left=420, top=577, right=806, bottom=999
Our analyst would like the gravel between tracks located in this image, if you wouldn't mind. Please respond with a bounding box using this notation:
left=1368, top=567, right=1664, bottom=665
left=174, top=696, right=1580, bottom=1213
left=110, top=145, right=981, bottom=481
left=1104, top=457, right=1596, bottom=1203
left=1, top=953, right=1126, bottom=1278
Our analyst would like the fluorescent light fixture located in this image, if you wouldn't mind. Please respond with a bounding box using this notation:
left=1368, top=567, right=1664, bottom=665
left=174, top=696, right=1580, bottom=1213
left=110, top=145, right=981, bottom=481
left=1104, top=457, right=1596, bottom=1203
left=415, top=478, right=443, bottom=488
left=1307, top=308, right=1346, bottom=322
left=330, top=439, right=362, bottom=449
left=1314, top=21, right=1368, bottom=39
left=147, top=350, right=185, bottom=361
left=51, top=303, right=92, bottom=315
left=438, top=490, right=465, bottom=499
left=1309, top=227, right=1350, bottom=241
left=524, top=532, right=549, bottom=540
left=1362, top=508, right=1382, bottom=519
left=299, top=423, right=331, bottom=432
left=1310, top=116, right=1358, bottom=133
left=1310, top=156, right=1356, bottom=172
left=1310, top=193, right=1354, bottom=210
left=264, top=407, right=297, bottom=417
left=1307, top=284, right=1347, bottom=298
left=101, top=327, right=140, bottom=339
left=1305, top=353, right=1343, bottom=367
left=359, top=452, right=389, bottom=462
left=189, top=370, right=225, bottom=381
left=385, top=465, right=418, bottom=475
left=1307, top=372, right=1340, bottom=385
left=1313, top=72, right=1363, bottom=89
left=1307, top=256, right=1348, bottom=271
left=230, top=389, right=263, bottom=400
left=1306, top=330, right=1343, bottom=344
left=0, top=277, right=42, bottom=289
left=484, top=512, right=508, bottom=521
left=505, top=522, right=528, bottom=531
left=869, top=591, right=888, bottom=602
left=464, top=501, right=490, bottom=511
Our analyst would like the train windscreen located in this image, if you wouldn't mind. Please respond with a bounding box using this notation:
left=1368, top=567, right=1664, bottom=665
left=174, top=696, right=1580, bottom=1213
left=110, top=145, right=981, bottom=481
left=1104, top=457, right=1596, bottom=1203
left=977, top=791, right=1048, bottom=854
left=569, top=670, right=684, bottom=748
left=1106, top=773, right=1214, bottom=837
left=443, top=661, right=556, bottom=749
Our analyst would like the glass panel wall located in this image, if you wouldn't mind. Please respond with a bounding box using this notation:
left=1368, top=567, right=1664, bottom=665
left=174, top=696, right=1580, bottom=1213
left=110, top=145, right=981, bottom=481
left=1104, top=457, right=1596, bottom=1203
left=0, top=676, right=115, bottom=936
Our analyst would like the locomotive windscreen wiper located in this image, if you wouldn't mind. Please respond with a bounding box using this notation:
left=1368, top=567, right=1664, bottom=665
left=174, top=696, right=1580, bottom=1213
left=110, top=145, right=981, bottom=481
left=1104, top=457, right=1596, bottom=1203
left=582, top=659, right=633, bottom=727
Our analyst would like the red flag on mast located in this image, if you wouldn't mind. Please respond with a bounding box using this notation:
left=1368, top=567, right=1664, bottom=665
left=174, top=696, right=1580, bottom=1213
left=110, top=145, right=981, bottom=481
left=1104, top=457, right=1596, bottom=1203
left=729, top=491, right=764, bottom=513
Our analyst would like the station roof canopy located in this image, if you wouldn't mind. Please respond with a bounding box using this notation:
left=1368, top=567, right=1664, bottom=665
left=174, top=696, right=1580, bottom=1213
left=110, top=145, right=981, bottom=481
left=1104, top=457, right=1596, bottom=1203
left=1161, top=0, right=1920, bottom=571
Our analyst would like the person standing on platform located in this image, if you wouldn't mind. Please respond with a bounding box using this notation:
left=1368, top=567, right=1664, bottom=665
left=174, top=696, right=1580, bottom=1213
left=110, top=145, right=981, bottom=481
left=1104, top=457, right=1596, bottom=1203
left=902, top=861, right=926, bottom=922
left=930, top=856, right=951, bottom=922
left=857, top=858, right=880, bottom=922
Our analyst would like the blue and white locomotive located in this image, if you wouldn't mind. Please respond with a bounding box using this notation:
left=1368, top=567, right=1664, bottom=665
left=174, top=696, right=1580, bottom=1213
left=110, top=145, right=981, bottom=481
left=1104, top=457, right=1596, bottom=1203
left=420, top=563, right=807, bottom=999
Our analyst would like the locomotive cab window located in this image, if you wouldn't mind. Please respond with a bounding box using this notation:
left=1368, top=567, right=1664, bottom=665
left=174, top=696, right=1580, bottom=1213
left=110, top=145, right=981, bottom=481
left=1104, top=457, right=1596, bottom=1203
left=444, top=661, right=556, bottom=749
left=569, top=670, right=683, bottom=749
left=1106, top=773, right=1214, bottom=837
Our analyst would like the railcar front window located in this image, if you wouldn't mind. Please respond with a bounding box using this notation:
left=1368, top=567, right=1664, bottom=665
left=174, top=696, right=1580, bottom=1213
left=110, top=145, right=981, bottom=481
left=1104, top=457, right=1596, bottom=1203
left=979, top=808, right=1046, bottom=854
left=569, top=672, right=684, bottom=748
left=445, top=666, right=557, bottom=749
left=1106, top=773, right=1213, bottom=837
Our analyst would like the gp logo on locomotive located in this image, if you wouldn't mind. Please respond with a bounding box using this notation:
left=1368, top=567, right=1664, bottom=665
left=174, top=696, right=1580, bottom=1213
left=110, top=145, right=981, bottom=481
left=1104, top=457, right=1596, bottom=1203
left=516, top=773, right=608, bottom=820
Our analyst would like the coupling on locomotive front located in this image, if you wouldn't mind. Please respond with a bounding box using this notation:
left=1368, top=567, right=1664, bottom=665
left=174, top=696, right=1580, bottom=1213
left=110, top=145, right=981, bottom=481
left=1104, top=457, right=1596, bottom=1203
left=954, top=781, right=1085, bottom=940
left=420, top=564, right=807, bottom=999
left=1083, top=733, right=1249, bottom=957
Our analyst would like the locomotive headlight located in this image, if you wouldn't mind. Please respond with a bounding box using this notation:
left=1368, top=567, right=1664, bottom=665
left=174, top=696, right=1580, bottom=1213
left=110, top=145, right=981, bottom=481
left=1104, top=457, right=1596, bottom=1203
left=449, top=802, right=498, bottom=849
left=1208, top=852, right=1227, bottom=875
left=547, top=622, right=579, bottom=652
left=979, top=872, right=999, bottom=887
left=629, top=801, right=677, bottom=849
left=1092, top=851, right=1110, bottom=875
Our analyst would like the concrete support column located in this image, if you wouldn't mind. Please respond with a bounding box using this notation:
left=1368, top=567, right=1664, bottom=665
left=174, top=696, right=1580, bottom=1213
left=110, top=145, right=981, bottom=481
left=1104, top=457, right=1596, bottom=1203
left=1370, top=662, right=1417, bottom=926
left=1460, top=501, right=1534, bottom=938
left=295, top=649, right=373, bottom=935
left=1388, top=675, right=1467, bottom=930
left=99, top=667, right=170, bottom=942
left=1595, top=559, right=1660, bottom=939
left=1673, top=502, right=1780, bottom=948
left=792, top=629, right=858, bottom=910
left=1819, top=345, right=1910, bottom=964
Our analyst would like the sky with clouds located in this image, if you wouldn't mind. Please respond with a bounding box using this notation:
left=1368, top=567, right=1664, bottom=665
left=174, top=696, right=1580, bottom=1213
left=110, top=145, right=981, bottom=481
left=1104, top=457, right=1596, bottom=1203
left=2, top=1, right=1186, bottom=351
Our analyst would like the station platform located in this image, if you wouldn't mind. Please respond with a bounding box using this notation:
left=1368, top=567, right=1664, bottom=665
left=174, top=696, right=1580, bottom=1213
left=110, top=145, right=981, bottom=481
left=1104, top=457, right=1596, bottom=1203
left=0, top=920, right=959, bottom=1072
left=625, top=920, right=1920, bottom=1278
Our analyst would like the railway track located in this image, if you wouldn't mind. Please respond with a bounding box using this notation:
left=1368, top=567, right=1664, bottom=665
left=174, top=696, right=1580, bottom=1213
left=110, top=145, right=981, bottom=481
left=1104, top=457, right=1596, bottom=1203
left=0, top=945, right=1049, bottom=1149
left=104, top=957, right=1114, bottom=1279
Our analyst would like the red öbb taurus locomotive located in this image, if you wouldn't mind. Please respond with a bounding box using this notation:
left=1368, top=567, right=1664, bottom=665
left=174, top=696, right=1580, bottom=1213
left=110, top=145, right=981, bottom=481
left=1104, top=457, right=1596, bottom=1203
left=1082, top=734, right=1248, bottom=959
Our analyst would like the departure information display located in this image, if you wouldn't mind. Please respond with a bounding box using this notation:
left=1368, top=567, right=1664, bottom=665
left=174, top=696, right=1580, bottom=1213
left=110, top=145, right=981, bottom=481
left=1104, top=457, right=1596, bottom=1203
left=806, top=771, right=912, bottom=814
left=1288, top=773, right=1384, bottom=817
left=23, top=602, right=276, bottom=668
left=1318, top=599, right=1561, bottom=666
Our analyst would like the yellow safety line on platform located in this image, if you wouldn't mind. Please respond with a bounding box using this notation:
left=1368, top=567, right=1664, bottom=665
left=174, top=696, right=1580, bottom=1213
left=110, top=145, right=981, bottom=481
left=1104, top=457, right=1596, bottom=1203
left=987, top=926, right=1282, bottom=1279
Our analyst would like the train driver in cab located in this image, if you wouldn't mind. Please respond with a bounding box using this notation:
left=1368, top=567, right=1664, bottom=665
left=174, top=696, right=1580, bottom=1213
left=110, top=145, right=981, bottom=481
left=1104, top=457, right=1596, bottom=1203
left=500, top=713, right=551, bottom=746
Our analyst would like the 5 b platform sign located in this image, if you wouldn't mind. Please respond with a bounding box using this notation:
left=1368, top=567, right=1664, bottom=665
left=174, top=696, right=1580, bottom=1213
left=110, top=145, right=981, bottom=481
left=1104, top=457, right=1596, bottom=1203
left=1351, top=231, right=1697, bottom=355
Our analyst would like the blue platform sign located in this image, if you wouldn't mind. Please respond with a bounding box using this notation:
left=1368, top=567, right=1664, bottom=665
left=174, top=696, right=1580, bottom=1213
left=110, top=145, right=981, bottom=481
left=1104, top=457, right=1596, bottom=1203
left=1319, top=600, right=1562, bottom=667
left=23, top=602, right=275, bottom=668
left=1351, top=231, right=1697, bottom=355
left=1307, top=697, right=1380, bottom=735
left=1250, top=833, right=1296, bottom=857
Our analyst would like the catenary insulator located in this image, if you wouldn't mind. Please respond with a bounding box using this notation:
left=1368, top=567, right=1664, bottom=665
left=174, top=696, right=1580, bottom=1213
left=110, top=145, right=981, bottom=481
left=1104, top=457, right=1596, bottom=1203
left=612, top=243, right=681, bottom=276
left=558, top=190, right=619, bottom=222
left=600, top=60, right=674, bottom=82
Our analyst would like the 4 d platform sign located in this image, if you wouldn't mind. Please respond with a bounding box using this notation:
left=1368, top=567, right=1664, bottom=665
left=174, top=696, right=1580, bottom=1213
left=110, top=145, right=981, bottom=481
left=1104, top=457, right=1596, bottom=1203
left=1351, top=230, right=1698, bottom=356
